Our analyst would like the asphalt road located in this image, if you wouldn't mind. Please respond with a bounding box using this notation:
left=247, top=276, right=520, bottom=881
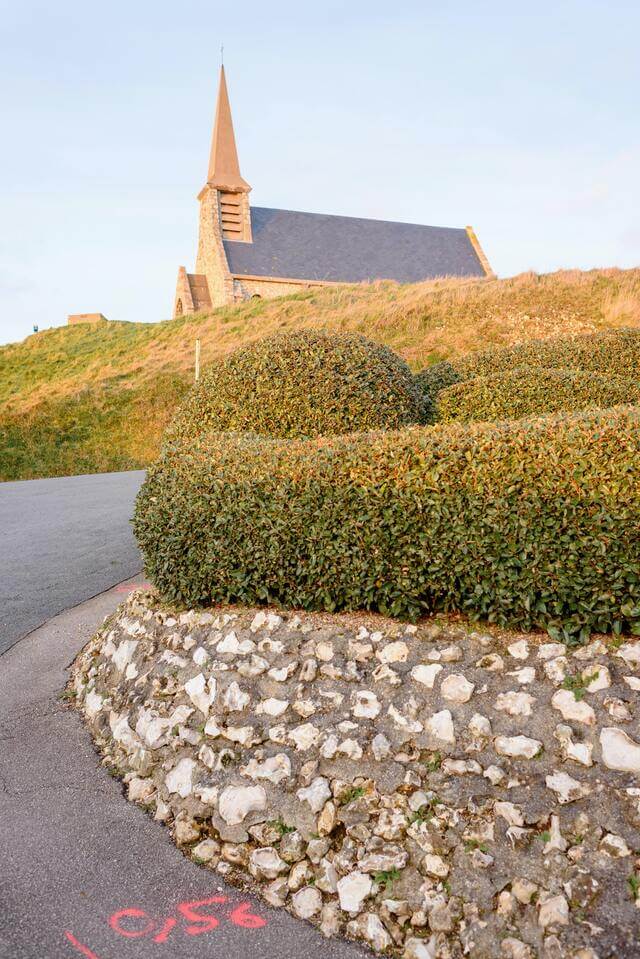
left=0, top=470, right=145, bottom=655
left=0, top=474, right=365, bottom=959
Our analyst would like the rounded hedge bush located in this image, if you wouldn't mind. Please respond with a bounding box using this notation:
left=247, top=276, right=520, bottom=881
left=166, top=330, right=431, bottom=442
left=134, top=405, right=640, bottom=642
left=438, top=367, right=640, bottom=423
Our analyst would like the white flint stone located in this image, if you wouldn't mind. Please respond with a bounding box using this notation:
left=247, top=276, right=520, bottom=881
left=468, top=713, right=492, bottom=738
left=422, top=854, right=449, bottom=878
left=348, top=914, right=392, bottom=951
left=410, top=663, right=443, bottom=689
left=192, top=646, right=209, bottom=666
left=320, top=734, right=339, bottom=759
left=219, top=785, right=267, bottom=825
left=165, top=758, right=196, bottom=798
left=494, top=801, right=524, bottom=827
left=377, top=641, right=409, bottom=664
left=315, top=641, right=334, bottom=662
left=192, top=838, right=219, bottom=862
left=217, top=631, right=256, bottom=655
left=256, top=697, right=289, bottom=717
left=184, top=673, right=217, bottom=715
left=240, top=753, right=291, bottom=784
left=85, top=688, right=104, bottom=718
left=388, top=704, right=423, bottom=733
left=551, top=689, right=595, bottom=725
left=372, top=733, right=391, bottom=761
left=600, top=832, right=631, bottom=857
left=268, top=662, right=298, bottom=682
left=616, top=642, right=640, bottom=668
left=297, top=777, right=331, bottom=813
left=336, top=871, right=372, bottom=914
left=371, top=663, right=401, bottom=685
left=439, top=645, right=463, bottom=662
left=337, top=738, right=363, bottom=760
left=543, top=657, right=567, bottom=685
left=600, top=727, right=640, bottom=773
left=545, top=770, right=591, bottom=804
left=507, top=666, right=536, bottom=684
left=292, top=699, right=316, bottom=718
left=404, top=937, right=437, bottom=959
left=195, top=785, right=219, bottom=806
left=204, top=716, right=222, bottom=737
left=624, top=676, right=640, bottom=691
left=543, top=815, right=568, bottom=853
left=352, top=690, right=381, bottom=719
left=249, top=846, right=288, bottom=879
left=538, top=643, right=566, bottom=660
left=538, top=894, right=569, bottom=928
left=289, top=723, right=320, bottom=751
left=605, top=697, right=632, bottom=721
left=112, top=639, right=138, bottom=672
left=553, top=724, right=593, bottom=766
left=494, top=691, right=535, bottom=717
left=484, top=765, right=505, bottom=785
left=494, top=735, right=542, bottom=759
left=223, top=681, right=250, bottom=712
left=425, top=709, right=455, bottom=744
left=440, top=673, right=474, bottom=703
left=249, top=611, right=267, bottom=632
left=507, top=640, right=529, bottom=660
left=442, top=758, right=482, bottom=776
left=292, top=886, right=322, bottom=919
left=223, top=725, right=257, bottom=746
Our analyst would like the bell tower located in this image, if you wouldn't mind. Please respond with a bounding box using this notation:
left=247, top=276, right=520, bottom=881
left=173, top=66, right=251, bottom=316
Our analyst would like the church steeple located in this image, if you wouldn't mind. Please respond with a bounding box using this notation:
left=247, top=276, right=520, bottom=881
left=205, top=66, right=251, bottom=193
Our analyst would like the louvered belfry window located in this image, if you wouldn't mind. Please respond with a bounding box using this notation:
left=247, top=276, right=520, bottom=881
left=219, top=192, right=243, bottom=239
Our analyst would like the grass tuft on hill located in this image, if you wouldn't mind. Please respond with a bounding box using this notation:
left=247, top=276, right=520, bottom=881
left=2, top=267, right=639, bottom=481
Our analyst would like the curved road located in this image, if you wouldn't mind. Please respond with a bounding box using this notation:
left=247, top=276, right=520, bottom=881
left=0, top=470, right=145, bottom=655
left=0, top=472, right=364, bottom=959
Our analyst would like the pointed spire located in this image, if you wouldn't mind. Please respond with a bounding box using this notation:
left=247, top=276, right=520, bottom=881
left=206, top=66, right=250, bottom=192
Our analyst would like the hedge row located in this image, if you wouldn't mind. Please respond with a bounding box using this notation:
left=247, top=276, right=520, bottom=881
left=414, top=328, right=640, bottom=406
left=134, top=405, right=640, bottom=642
left=167, top=330, right=431, bottom=443
left=456, top=327, right=640, bottom=380
left=438, top=367, right=640, bottom=423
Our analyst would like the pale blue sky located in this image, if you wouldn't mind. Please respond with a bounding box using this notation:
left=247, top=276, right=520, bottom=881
left=1, top=0, right=638, bottom=345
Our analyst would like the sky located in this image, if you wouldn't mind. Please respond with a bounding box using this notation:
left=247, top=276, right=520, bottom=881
left=1, top=0, right=639, bottom=346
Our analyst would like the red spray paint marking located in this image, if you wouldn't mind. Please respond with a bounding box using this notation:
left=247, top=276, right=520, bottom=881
left=64, top=931, right=103, bottom=959
left=114, top=583, right=151, bottom=593
left=65, top=893, right=267, bottom=957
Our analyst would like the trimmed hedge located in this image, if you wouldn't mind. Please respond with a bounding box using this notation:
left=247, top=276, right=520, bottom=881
left=438, top=367, right=640, bottom=423
left=166, top=330, right=431, bottom=442
left=455, top=328, right=640, bottom=380
left=413, top=362, right=462, bottom=403
left=134, top=405, right=640, bottom=642
left=413, top=329, right=640, bottom=408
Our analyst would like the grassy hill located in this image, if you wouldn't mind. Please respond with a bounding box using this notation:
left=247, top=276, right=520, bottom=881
left=2, top=266, right=639, bottom=481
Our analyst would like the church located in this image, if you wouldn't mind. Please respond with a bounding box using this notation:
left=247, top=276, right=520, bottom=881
left=173, top=68, right=493, bottom=316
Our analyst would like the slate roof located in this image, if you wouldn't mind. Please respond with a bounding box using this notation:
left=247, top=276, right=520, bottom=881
left=223, top=207, right=486, bottom=284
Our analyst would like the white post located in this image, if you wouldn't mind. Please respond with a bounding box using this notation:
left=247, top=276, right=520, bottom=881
left=195, top=339, right=201, bottom=382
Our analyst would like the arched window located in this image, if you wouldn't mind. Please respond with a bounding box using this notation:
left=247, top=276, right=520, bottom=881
left=175, top=298, right=183, bottom=316
left=251, top=294, right=262, bottom=300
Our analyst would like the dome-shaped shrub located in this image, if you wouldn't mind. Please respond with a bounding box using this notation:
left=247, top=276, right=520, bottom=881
left=166, top=330, right=431, bottom=442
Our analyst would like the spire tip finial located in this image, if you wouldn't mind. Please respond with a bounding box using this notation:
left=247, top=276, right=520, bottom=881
left=220, top=43, right=224, bottom=67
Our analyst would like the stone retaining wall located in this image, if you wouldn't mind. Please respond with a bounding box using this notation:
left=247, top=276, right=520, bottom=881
left=71, top=591, right=640, bottom=958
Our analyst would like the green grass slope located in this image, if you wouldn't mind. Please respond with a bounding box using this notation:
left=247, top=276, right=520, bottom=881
left=1, top=267, right=639, bottom=481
